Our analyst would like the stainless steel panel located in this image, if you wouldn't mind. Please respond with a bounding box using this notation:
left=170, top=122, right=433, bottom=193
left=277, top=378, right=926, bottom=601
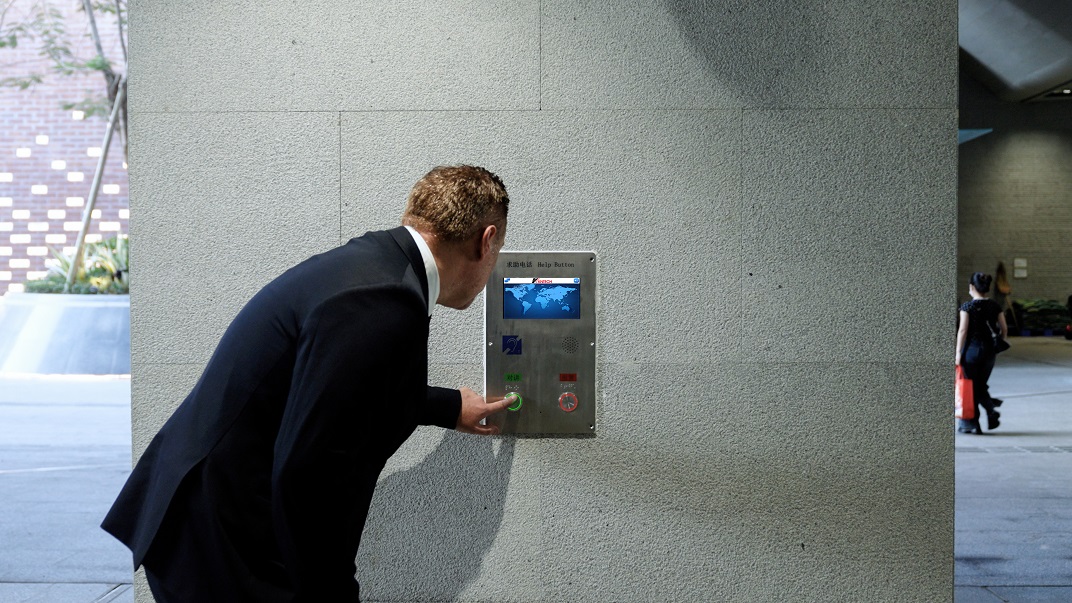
left=485, top=251, right=597, bottom=436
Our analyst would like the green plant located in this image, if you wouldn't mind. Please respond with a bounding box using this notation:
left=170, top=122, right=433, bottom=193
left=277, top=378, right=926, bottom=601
left=1, top=0, right=127, bottom=125
left=0, top=0, right=128, bottom=157
left=87, top=233, right=127, bottom=289
left=24, top=234, right=128, bottom=294
left=1012, top=298, right=1069, bottom=332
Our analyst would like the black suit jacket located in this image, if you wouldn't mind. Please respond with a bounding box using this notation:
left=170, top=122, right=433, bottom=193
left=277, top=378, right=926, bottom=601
left=102, top=227, right=461, bottom=602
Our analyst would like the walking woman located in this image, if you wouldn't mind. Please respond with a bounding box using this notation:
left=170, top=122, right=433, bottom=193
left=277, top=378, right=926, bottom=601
left=956, top=272, right=1008, bottom=434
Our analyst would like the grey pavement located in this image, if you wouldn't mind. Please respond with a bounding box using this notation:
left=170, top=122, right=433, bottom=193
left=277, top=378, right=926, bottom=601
left=1, top=339, right=1071, bottom=602
left=0, top=374, right=133, bottom=603
left=956, top=337, right=1072, bottom=603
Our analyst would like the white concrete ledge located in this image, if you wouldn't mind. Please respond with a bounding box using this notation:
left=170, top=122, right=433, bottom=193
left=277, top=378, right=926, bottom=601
left=0, top=293, right=130, bottom=374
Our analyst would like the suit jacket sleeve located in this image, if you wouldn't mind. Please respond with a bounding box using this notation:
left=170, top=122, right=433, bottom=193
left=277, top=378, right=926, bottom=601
left=270, top=286, right=428, bottom=600
left=420, top=386, right=462, bottom=429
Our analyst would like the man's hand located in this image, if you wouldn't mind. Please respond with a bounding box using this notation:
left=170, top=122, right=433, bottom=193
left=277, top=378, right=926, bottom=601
left=455, top=387, right=514, bottom=435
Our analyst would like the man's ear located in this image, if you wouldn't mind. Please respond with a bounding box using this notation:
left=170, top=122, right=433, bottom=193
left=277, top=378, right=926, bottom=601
left=478, top=224, right=498, bottom=260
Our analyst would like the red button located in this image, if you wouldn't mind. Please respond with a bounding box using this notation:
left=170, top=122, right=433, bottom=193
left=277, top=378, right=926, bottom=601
left=558, top=392, right=579, bottom=413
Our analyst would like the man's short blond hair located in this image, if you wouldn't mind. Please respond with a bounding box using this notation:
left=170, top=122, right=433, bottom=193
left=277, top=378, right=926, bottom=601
left=402, top=165, right=509, bottom=243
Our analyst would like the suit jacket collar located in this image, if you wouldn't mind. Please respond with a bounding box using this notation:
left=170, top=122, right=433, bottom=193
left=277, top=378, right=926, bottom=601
left=386, top=226, right=430, bottom=311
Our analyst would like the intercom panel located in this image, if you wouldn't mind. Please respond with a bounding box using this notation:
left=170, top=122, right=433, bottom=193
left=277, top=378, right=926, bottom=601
left=484, top=251, right=597, bottom=436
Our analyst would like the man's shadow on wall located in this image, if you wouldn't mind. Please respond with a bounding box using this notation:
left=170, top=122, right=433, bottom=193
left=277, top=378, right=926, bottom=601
left=357, top=431, right=515, bottom=601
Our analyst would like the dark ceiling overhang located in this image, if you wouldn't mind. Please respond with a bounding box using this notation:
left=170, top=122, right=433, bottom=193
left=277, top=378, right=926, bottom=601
left=960, top=0, right=1072, bottom=102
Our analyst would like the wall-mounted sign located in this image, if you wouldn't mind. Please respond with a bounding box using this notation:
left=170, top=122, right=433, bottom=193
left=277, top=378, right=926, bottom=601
left=1013, top=258, right=1027, bottom=279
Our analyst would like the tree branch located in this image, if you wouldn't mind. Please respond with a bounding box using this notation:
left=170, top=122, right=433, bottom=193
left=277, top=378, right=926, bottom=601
left=80, top=0, right=114, bottom=83
left=0, top=0, right=18, bottom=33
left=114, top=0, right=125, bottom=64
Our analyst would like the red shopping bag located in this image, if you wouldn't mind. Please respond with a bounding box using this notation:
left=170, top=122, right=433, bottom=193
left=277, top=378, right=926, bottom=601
left=955, top=366, right=975, bottom=420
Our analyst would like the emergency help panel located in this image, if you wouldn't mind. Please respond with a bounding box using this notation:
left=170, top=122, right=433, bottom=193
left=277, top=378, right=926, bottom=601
left=485, top=251, right=597, bottom=436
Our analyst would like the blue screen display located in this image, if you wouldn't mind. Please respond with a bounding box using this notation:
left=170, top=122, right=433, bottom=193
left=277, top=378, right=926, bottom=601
left=503, top=279, right=581, bottom=319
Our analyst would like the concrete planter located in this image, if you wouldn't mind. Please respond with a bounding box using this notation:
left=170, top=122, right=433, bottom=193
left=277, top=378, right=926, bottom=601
left=0, top=293, right=130, bottom=374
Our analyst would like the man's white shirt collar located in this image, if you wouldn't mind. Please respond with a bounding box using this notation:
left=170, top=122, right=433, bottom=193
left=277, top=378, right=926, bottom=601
left=404, top=226, right=439, bottom=317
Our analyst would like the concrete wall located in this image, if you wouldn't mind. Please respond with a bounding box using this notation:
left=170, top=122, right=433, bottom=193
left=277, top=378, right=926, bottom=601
left=129, top=1, right=957, bottom=601
left=959, top=73, right=1072, bottom=304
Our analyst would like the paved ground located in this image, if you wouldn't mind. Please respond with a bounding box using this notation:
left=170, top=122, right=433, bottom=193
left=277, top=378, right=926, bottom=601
left=955, top=337, right=1072, bottom=602
left=0, top=374, right=133, bottom=603
left=0, top=338, right=1069, bottom=602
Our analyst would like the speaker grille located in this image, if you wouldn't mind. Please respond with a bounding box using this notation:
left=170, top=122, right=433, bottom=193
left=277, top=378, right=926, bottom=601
left=562, top=337, right=579, bottom=354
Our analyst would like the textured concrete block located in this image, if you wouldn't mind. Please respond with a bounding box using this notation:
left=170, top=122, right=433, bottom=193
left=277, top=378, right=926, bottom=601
left=134, top=570, right=150, bottom=603
left=130, top=0, right=539, bottom=113
left=127, top=1, right=958, bottom=599
left=129, top=112, right=340, bottom=365
left=425, top=362, right=484, bottom=399
left=533, top=361, right=951, bottom=601
left=428, top=305, right=487, bottom=366
left=542, top=0, right=957, bottom=109
left=130, top=363, right=203, bottom=458
left=358, top=432, right=542, bottom=603
left=341, top=110, right=742, bottom=365
left=542, top=0, right=745, bottom=109
left=741, top=109, right=957, bottom=363
left=360, top=363, right=546, bottom=600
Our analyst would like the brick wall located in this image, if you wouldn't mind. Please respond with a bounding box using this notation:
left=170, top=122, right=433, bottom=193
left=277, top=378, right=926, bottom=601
left=959, top=72, right=1072, bottom=304
left=0, top=1, right=128, bottom=293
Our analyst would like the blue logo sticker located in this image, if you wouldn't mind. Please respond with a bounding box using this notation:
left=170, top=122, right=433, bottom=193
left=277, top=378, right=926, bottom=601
left=503, top=336, right=523, bottom=355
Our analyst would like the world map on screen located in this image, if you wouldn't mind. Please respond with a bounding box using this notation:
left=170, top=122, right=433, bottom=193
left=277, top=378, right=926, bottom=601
left=503, top=283, right=580, bottom=319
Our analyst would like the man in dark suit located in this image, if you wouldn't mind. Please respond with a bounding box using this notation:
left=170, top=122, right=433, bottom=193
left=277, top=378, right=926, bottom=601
left=103, top=165, right=515, bottom=602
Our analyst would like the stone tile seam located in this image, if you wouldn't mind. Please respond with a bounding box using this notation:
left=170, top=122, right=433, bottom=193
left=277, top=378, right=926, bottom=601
left=94, top=584, right=134, bottom=603
left=433, top=360, right=949, bottom=364
left=131, top=109, right=552, bottom=116
left=957, top=446, right=1072, bottom=454
left=739, top=106, right=955, bottom=112
left=127, top=106, right=956, bottom=116
left=337, top=111, right=343, bottom=245
left=537, top=0, right=542, bottom=112
left=737, top=108, right=744, bottom=338
left=131, top=361, right=955, bottom=367
left=985, top=389, right=1072, bottom=400
left=0, top=581, right=131, bottom=587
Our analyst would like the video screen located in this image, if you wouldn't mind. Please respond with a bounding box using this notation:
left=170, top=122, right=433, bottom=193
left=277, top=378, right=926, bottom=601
left=503, top=278, right=580, bottom=319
